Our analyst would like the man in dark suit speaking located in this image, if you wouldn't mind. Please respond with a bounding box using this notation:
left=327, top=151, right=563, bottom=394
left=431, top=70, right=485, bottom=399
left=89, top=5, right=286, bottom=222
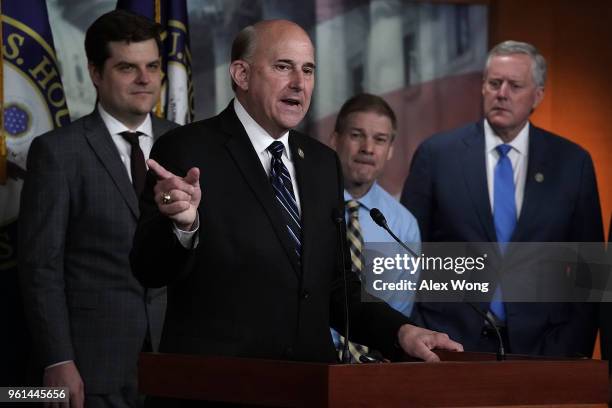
left=401, top=41, right=603, bottom=357
left=131, top=19, right=462, bottom=363
left=19, top=10, right=176, bottom=408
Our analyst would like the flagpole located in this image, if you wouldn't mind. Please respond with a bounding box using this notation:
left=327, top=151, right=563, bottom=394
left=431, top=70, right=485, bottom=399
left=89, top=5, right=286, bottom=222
left=154, top=0, right=163, bottom=118
left=0, top=0, right=7, bottom=185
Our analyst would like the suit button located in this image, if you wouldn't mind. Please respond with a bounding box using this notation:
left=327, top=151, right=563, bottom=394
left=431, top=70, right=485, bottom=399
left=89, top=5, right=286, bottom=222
left=285, top=347, right=294, bottom=357
left=301, top=290, right=310, bottom=300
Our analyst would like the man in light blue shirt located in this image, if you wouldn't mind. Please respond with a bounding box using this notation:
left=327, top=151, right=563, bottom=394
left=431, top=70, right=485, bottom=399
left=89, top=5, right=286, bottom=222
left=329, top=94, right=420, bottom=359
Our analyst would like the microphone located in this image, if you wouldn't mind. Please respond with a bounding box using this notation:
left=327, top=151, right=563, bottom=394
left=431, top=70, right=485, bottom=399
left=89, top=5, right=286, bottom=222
left=332, top=208, right=351, bottom=363
left=369, top=208, right=417, bottom=257
left=467, top=303, right=506, bottom=361
left=369, top=208, right=506, bottom=361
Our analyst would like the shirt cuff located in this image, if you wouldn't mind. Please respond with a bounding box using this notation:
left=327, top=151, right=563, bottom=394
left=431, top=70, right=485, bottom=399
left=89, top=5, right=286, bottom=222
left=172, top=213, right=199, bottom=249
left=45, top=360, right=72, bottom=370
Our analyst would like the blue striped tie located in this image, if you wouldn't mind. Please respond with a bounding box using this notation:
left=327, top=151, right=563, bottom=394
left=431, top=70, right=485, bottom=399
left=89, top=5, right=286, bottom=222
left=490, top=144, right=516, bottom=322
left=268, top=141, right=302, bottom=259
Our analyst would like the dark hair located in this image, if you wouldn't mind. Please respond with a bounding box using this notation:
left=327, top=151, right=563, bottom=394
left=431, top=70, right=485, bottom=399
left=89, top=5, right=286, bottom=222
left=85, top=9, right=163, bottom=71
left=334, top=93, right=397, bottom=137
left=229, top=25, right=257, bottom=91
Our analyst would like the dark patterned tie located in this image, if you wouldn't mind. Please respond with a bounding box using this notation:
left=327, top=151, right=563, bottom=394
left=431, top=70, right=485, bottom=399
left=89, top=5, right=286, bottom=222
left=268, top=141, right=301, bottom=259
left=338, top=199, right=370, bottom=363
left=119, top=131, right=146, bottom=196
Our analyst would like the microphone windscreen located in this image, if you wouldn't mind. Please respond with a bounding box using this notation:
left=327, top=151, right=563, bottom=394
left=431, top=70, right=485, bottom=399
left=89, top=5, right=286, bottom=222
left=369, top=208, right=387, bottom=227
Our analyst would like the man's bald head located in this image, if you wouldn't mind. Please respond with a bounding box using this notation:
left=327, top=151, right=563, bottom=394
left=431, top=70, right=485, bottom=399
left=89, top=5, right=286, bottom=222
left=229, top=20, right=315, bottom=138
left=230, top=20, right=311, bottom=90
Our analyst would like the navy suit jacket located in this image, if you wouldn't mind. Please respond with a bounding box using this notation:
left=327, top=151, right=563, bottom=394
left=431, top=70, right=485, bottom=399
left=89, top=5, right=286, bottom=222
left=401, top=120, right=603, bottom=357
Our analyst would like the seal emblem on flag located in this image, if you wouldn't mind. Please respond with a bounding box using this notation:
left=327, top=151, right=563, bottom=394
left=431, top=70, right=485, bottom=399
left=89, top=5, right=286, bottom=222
left=1, top=11, right=70, bottom=227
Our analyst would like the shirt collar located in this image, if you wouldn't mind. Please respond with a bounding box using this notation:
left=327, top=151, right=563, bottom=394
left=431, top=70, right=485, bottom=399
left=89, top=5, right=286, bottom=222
left=97, top=102, right=153, bottom=138
left=234, top=98, right=291, bottom=160
left=484, top=118, right=529, bottom=156
left=344, top=182, right=381, bottom=211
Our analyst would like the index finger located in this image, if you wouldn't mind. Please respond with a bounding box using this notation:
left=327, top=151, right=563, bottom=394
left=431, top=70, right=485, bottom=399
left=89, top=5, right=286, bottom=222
left=432, top=335, right=464, bottom=352
left=414, top=342, right=440, bottom=362
left=147, top=159, right=175, bottom=180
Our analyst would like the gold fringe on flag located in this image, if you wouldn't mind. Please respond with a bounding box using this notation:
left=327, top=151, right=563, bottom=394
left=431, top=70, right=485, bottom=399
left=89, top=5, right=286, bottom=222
left=0, top=0, right=7, bottom=185
left=153, top=0, right=163, bottom=118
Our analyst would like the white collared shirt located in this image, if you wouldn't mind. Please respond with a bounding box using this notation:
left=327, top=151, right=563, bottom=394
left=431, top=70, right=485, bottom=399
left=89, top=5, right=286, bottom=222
left=233, top=99, right=302, bottom=215
left=484, top=119, right=529, bottom=216
left=98, top=103, right=154, bottom=182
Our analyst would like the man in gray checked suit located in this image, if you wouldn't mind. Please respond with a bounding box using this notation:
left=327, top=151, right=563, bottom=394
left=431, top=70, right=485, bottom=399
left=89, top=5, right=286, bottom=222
left=19, top=10, right=176, bottom=408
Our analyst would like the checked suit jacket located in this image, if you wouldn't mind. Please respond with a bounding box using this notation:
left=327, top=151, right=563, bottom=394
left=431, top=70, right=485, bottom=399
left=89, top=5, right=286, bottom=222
left=19, top=110, right=177, bottom=393
left=131, top=102, right=410, bottom=362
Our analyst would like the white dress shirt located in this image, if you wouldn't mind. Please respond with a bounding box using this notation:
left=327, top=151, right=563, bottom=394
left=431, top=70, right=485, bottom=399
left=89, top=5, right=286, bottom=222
left=233, top=98, right=302, bottom=214
left=484, top=119, right=529, bottom=217
left=98, top=103, right=154, bottom=181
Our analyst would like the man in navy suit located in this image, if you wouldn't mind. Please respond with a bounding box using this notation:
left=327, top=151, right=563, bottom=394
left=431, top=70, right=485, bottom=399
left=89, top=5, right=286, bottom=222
left=401, top=40, right=603, bottom=357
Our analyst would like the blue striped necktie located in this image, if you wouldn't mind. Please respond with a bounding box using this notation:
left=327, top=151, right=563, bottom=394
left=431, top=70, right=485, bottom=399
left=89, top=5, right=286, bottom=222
left=268, top=141, right=302, bottom=259
left=490, top=144, right=517, bottom=322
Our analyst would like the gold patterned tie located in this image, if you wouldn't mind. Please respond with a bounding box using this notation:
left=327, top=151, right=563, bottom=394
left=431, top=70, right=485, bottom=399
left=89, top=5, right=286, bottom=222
left=338, top=200, right=370, bottom=363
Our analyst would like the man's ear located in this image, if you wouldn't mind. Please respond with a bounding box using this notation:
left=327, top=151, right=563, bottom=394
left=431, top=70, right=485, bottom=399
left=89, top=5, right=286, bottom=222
left=532, top=86, right=545, bottom=110
left=229, top=60, right=250, bottom=91
left=329, top=131, right=339, bottom=150
left=386, top=144, right=394, bottom=161
left=88, top=63, right=101, bottom=88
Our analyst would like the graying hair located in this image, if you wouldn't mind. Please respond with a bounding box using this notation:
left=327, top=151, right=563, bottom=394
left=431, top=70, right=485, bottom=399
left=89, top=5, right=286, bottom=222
left=485, top=40, right=547, bottom=88
left=230, top=25, right=257, bottom=91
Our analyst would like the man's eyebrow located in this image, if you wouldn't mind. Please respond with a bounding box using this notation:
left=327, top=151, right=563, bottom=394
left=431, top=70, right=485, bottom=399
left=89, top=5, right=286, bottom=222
left=113, top=61, right=134, bottom=67
left=276, top=59, right=316, bottom=69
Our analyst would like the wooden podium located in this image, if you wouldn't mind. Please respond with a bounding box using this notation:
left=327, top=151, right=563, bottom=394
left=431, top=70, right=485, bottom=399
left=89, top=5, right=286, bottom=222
left=138, top=351, right=608, bottom=407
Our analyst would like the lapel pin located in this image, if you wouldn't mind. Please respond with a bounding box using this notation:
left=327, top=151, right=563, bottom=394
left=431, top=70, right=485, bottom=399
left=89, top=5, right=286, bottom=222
left=298, top=148, right=304, bottom=159
left=535, top=172, right=544, bottom=183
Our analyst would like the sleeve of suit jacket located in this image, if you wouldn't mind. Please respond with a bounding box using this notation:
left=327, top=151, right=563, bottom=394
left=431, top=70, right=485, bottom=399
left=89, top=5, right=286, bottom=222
left=400, top=139, right=433, bottom=242
left=131, top=127, right=196, bottom=289
left=556, top=151, right=603, bottom=356
left=399, top=141, right=432, bottom=327
left=19, top=135, right=75, bottom=366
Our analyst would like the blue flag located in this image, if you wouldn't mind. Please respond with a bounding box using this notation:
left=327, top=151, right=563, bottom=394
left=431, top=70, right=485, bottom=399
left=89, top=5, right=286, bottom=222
left=0, top=0, right=70, bottom=384
left=116, top=0, right=194, bottom=124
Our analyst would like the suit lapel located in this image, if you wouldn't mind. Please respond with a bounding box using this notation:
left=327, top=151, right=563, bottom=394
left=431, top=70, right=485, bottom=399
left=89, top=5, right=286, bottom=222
left=461, top=123, right=497, bottom=242
left=512, top=125, right=548, bottom=242
left=289, top=133, right=312, bottom=277
left=151, top=115, right=175, bottom=142
left=84, top=111, right=139, bottom=218
left=220, top=105, right=302, bottom=277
